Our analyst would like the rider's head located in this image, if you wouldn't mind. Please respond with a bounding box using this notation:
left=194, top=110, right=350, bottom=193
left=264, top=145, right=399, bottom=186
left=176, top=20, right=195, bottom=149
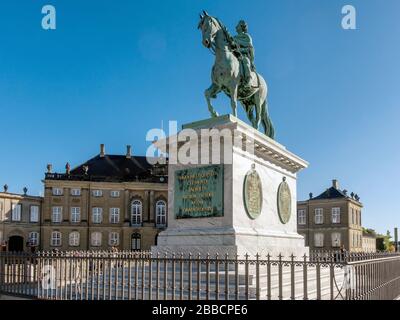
left=236, top=20, right=248, bottom=33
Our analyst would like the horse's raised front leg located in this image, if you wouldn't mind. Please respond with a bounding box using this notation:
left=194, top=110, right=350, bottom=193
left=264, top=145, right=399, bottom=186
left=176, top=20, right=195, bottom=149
left=205, top=83, right=220, bottom=118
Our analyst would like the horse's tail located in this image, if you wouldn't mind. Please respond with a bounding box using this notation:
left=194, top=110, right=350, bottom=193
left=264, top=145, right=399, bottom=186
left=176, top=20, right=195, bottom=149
left=261, top=99, right=275, bottom=139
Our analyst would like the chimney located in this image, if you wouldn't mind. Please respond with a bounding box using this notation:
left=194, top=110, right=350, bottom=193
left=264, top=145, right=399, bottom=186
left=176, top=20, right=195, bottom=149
left=65, top=162, right=71, bottom=175
left=126, top=145, right=132, bottom=159
left=332, top=179, right=339, bottom=189
left=100, top=144, right=105, bottom=158
left=47, top=164, right=52, bottom=173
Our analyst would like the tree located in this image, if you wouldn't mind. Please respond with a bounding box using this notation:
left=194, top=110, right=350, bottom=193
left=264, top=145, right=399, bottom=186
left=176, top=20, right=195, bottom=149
left=376, top=231, right=393, bottom=252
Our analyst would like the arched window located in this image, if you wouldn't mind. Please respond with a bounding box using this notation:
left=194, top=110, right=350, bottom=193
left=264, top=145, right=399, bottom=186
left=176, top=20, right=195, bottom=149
left=156, top=200, right=167, bottom=227
left=314, top=233, right=324, bottom=247
left=51, top=231, right=62, bottom=247
left=28, top=232, right=39, bottom=246
left=131, top=200, right=142, bottom=226
left=331, top=232, right=341, bottom=248
left=109, top=232, right=119, bottom=246
left=91, top=232, right=102, bottom=247
left=69, top=232, right=80, bottom=247
left=131, top=233, right=141, bottom=251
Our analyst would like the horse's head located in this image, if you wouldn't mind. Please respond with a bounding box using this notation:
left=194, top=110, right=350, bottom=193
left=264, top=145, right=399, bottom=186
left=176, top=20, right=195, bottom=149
left=198, top=11, right=220, bottom=49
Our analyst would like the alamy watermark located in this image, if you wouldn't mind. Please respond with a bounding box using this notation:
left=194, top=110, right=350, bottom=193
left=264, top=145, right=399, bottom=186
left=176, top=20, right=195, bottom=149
left=145, top=121, right=256, bottom=165
left=41, top=5, right=56, bottom=30
left=342, top=5, right=357, bottom=30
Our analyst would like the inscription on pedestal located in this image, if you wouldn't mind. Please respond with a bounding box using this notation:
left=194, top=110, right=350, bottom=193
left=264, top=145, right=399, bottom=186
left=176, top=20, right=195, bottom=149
left=174, top=165, right=224, bottom=219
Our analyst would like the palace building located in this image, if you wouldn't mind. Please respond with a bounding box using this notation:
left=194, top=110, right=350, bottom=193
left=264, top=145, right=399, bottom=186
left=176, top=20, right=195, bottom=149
left=0, top=185, right=43, bottom=252
left=41, top=144, right=168, bottom=251
left=297, top=179, right=364, bottom=252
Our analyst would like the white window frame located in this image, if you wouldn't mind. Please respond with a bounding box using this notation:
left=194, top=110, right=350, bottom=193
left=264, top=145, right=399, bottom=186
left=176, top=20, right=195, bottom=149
left=92, top=190, right=103, bottom=197
left=110, top=190, right=120, bottom=198
left=69, top=232, right=80, bottom=247
left=52, top=187, right=63, bottom=196
left=156, top=200, right=167, bottom=227
left=331, top=232, right=341, bottom=248
left=51, top=231, right=62, bottom=247
left=131, top=200, right=142, bottom=226
left=314, top=233, right=324, bottom=247
left=331, top=207, right=341, bottom=224
left=109, top=232, right=119, bottom=246
left=109, top=208, right=120, bottom=224
left=70, top=207, right=81, bottom=223
left=92, top=207, right=103, bottom=224
left=52, top=207, right=63, bottom=223
left=91, top=232, right=102, bottom=247
left=30, top=205, right=39, bottom=223
left=314, top=208, right=324, bottom=224
left=11, top=203, right=22, bottom=222
left=70, top=188, right=81, bottom=196
left=298, top=209, right=306, bottom=225
left=28, top=232, right=39, bottom=246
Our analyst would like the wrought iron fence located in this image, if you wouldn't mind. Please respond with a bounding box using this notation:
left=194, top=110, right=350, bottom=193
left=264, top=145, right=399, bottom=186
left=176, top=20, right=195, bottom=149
left=1, top=251, right=399, bottom=300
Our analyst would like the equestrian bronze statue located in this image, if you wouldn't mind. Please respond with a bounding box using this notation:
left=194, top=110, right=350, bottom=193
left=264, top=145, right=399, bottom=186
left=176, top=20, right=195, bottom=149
left=198, top=11, right=275, bottom=139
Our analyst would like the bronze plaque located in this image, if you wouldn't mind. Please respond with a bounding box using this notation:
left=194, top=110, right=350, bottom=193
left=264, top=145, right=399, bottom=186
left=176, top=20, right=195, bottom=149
left=243, top=165, right=263, bottom=220
left=174, top=165, right=224, bottom=219
left=277, top=177, right=292, bottom=224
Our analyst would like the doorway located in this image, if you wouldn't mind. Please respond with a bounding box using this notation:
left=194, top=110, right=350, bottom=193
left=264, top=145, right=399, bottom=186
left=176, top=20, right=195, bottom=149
left=8, top=235, right=24, bottom=252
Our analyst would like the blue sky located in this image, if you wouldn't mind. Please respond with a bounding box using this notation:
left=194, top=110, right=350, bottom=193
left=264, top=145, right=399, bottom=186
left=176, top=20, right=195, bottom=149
left=0, top=0, right=399, bottom=235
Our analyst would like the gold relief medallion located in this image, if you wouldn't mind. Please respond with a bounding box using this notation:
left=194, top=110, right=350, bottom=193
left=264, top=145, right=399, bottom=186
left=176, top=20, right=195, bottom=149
left=243, top=164, right=263, bottom=220
left=277, top=177, right=292, bottom=224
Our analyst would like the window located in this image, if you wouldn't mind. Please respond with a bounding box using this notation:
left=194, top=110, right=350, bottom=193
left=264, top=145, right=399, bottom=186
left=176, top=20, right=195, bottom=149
left=298, top=209, right=306, bottom=225
left=52, top=207, right=62, bottom=223
left=156, top=200, right=167, bottom=227
left=351, top=208, right=355, bottom=225
left=110, top=208, right=120, bottom=224
left=91, top=232, right=102, bottom=247
left=110, top=190, right=120, bottom=198
left=11, top=203, right=22, bottom=221
left=131, top=233, right=141, bottom=251
left=314, top=208, right=324, bottom=224
left=314, top=233, right=324, bottom=247
left=30, top=206, right=39, bottom=223
left=70, top=207, right=81, bottom=223
left=52, top=187, right=63, bottom=196
left=69, top=232, right=80, bottom=247
left=131, top=200, right=142, bottom=226
left=331, top=207, right=341, bottom=224
left=92, top=190, right=103, bottom=197
left=109, top=232, right=119, bottom=246
left=70, top=188, right=81, bottom=196
left=92, top=207, right=103, bottom=224
left=51, top=231, right=62, bottom=246
left=29, top=232, right=39, bottom=246
left=331, top=232, right=341, bottom=248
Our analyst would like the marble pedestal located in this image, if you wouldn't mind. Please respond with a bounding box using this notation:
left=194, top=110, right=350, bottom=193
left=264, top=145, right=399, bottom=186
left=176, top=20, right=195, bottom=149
left=152, top=115, right=309, bottom=258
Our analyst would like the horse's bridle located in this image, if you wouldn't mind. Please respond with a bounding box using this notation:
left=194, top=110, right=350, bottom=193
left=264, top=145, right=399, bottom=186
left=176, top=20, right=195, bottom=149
left=202, top=16, right=226, bottom=56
